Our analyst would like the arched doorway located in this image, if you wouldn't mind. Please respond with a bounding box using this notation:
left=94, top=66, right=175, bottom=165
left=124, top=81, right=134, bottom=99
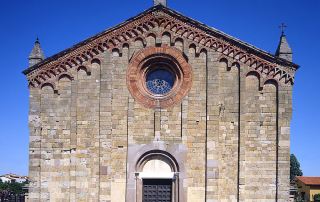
left=135, top=150, right=179, bottom=202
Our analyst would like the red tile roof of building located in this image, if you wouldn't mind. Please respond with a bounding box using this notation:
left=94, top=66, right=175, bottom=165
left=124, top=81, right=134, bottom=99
left=296, top=176, right=320, bottom=185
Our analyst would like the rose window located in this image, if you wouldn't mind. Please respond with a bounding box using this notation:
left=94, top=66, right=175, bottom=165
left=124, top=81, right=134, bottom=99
left=146, top=69, right=175, bottom=95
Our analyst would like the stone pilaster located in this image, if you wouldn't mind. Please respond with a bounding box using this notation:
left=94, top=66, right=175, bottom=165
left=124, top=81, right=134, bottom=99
left=51, top=77, right=72, bottom=201
left=206, top=51, right=221, bottom=201
left=28, top=88, right=41, bottom=202
left=40, top=85, right=56, bottom=201
left=110, top=48, right=128, bottom=202
left=99, top=51, right=113, bottom=201
left=240, top=74, right=278, bottom=201
left=184, top=46, right=206, bottom=202
left=69, top=70, right=78, bottom=202
left=277, top=85, right=292, bottom=201
left=241, top=73, right=260, bottom=200
left=217, top=60, right=239, bottom=201
left=75, top=61, right=100, bottom=201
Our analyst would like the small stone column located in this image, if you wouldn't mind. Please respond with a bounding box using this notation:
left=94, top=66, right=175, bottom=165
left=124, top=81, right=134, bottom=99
left=154, top=0, right=167, bottom=7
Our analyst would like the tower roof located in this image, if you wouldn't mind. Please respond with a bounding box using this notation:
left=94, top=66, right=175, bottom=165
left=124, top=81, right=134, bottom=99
left=29, top=38, right=45, bottom=60
left=275, top=32, right=292, bottom=62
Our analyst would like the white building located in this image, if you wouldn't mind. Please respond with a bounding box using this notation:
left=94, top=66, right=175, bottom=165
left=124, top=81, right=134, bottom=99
left=0, top=174, right=28, bottom=183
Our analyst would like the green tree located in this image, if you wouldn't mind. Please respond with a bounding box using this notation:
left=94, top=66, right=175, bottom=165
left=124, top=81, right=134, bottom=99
left=314, top=194, right=320, bottom=202
left=290, top=154, right=303, bottom=181
left=0, top=180, right=28, bottom=195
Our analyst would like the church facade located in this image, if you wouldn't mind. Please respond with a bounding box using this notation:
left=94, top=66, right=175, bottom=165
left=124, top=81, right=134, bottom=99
left=24, top=1, right=299, bottom=201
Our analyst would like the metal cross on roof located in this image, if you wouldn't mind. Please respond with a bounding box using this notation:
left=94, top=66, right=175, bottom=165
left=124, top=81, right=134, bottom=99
left=279, top=23, right=287, bottom=35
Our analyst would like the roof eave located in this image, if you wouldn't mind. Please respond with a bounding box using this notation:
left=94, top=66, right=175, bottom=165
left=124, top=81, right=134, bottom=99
left=23, top=4, right=299, bottom=76
left=161, top=7, right=299, bottom=69
left=23, top=5, right=162, bottom=75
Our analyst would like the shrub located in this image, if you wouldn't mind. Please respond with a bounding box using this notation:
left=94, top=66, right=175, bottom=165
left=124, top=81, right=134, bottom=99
left=314, top=194, right=320, bottom=202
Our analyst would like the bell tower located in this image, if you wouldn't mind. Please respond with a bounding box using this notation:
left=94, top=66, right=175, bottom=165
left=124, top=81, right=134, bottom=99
left=28, top=37, right=45, bottom=67
left=275, top=23, right=293, bottom=62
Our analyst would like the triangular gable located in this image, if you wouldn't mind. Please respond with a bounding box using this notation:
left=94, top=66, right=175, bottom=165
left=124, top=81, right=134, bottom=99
left=23, top=5, right=299, bottom=87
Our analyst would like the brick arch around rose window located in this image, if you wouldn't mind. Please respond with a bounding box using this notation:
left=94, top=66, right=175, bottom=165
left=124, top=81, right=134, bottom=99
left=126, top=46, right=192, bottom=109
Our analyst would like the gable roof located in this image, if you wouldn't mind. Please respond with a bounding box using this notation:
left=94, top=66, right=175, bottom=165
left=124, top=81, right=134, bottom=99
left=23, top=5, right=299, bottom=87
left=296, top=176, right=320, bottom=186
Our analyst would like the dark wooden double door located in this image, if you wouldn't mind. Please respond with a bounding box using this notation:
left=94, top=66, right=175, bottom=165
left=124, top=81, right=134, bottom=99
left=143, top=179, right=172, bottom=202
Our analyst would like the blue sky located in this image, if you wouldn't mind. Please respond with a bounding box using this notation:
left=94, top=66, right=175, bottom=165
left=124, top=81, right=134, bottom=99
left=0, top=0, right=319, bottom=176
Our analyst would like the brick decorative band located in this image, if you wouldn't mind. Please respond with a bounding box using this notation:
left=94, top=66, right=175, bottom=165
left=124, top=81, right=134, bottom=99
left=127, top=46, right=192, bottom=108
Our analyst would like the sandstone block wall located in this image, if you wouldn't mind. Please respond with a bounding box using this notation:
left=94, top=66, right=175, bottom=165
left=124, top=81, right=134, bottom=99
left=28, top=30, right=292, bottom=202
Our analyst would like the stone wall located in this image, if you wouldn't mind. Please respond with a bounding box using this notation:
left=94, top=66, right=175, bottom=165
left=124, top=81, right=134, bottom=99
left=28, top=29, right=292, bottom=202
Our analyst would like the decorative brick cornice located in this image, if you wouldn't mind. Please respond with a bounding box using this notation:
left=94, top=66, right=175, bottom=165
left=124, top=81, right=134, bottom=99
left=24, top=5, right=298, bottom=88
